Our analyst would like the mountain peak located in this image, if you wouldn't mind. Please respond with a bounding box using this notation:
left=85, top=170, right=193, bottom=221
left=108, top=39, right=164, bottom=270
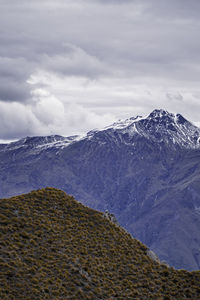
left=104, top=109, right=190, bottom=133
left=148, top=109, right=174, bottom=119
left=102, top=109, right=200, bottom=149
left=143, top=109, right=180, bottom=131
left=134, top=110, right=200, bottom=148
left=147, top=109, right=189, bottom=126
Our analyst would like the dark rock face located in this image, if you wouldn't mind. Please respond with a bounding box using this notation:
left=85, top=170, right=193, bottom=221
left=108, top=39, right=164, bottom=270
left=1, top=109, right=200, bottom=270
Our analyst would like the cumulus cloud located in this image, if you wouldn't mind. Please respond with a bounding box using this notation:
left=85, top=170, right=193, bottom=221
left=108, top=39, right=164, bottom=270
left=0, top=88, right=115, bottom=140
left=0, top=101, right=40, bottom=139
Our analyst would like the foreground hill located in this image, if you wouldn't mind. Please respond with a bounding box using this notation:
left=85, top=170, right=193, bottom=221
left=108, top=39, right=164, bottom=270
left=0, top=109, right=200, bottom=270
left=0, top=188, right=200, bottom=299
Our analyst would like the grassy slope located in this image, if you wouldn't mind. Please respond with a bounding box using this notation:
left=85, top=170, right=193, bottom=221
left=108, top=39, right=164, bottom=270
left=0, top=188, right=200, bottom=299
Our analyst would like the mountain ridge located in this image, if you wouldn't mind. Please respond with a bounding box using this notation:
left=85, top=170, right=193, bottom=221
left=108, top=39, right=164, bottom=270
left=0, top=109, right=200, bottom=270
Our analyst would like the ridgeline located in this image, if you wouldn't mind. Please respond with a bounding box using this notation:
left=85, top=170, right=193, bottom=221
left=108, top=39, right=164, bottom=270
left=0, top=188, right=200, bottom=299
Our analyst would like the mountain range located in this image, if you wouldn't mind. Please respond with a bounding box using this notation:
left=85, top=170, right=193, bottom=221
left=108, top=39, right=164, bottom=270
left=1, top=188, right=200, bottom=299
left=0, top=109, right=200, bottom=270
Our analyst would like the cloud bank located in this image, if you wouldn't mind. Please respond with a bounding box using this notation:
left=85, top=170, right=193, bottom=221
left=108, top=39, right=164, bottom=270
left=0, top=0, right=200, bottom=140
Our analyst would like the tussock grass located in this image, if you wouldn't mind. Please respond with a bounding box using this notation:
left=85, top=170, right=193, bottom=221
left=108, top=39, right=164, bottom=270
left=0, top=187, right=200, bottom=299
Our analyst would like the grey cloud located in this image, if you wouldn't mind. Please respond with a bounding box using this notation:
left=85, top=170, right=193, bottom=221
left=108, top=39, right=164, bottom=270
left=145, top=0, right=200, bottom=19
left=0, top=80, right=31, bottom=102
left=42, top=45, right=111, bottom=78
left=166, top=92, right=183, bottom=102
left=1, top=0, right=200, bottom=83
left=0, top=57, right=34, bottom=102
left=0, top=0, right=200, bottom=138
left=92, top=0, right=135, bottom=4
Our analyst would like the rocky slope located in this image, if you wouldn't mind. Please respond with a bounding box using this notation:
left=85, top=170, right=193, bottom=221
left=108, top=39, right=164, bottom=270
left=0, top=109, right=200, bottom=270
left=0, top=188, right=200, bottom=299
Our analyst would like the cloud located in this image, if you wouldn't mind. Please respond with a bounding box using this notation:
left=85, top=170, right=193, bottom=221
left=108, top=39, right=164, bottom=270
left=0, top=89, right=115, bottom=140
left=0, top=101, right=40, bottom=139
left=42, top=45, right=110, bottom=78
left=31, top=89, right=115, bottom=136
left=0, top=0, right=200, bottom=139
left=166, top=92, right=183, bottom=102
left=0, top=57, right=34, bottom=102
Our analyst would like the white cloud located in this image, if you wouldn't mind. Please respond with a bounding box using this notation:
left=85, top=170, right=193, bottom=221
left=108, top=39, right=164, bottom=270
left=32, top=89, right=65, bottom=126
left=31, top=88, right=116, bottom=136
left=28, top=69, right=200, bottom=124
left=0, top=87, right=116, bottom=140
left=0, top=101, right=40, bottom=139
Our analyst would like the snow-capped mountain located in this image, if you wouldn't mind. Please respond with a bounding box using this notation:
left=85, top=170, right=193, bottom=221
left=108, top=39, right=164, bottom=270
left=0, top=134, right=81, bottom=153
left=127, top=109, right=200, bottom=148
left=2, top=109, right=199, bottom=153
left=99, top=109, right=200, bottom=148
left=0, top=109, right=200, bottom=271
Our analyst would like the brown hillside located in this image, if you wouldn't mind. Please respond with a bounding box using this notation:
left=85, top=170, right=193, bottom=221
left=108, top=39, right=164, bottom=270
left=0, top=188, right=200, bottom=299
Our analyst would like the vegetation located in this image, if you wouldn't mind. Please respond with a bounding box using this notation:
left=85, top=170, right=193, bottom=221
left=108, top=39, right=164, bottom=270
left=0, top=187, right=200, bottom=299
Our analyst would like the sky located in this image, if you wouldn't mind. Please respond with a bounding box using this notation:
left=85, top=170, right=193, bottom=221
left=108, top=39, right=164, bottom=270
left=0, top=0, right=200, bottom=141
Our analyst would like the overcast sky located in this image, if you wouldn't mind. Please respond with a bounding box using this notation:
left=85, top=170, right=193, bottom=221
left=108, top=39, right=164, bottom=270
left=0, top=0, right=200, bottom=141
